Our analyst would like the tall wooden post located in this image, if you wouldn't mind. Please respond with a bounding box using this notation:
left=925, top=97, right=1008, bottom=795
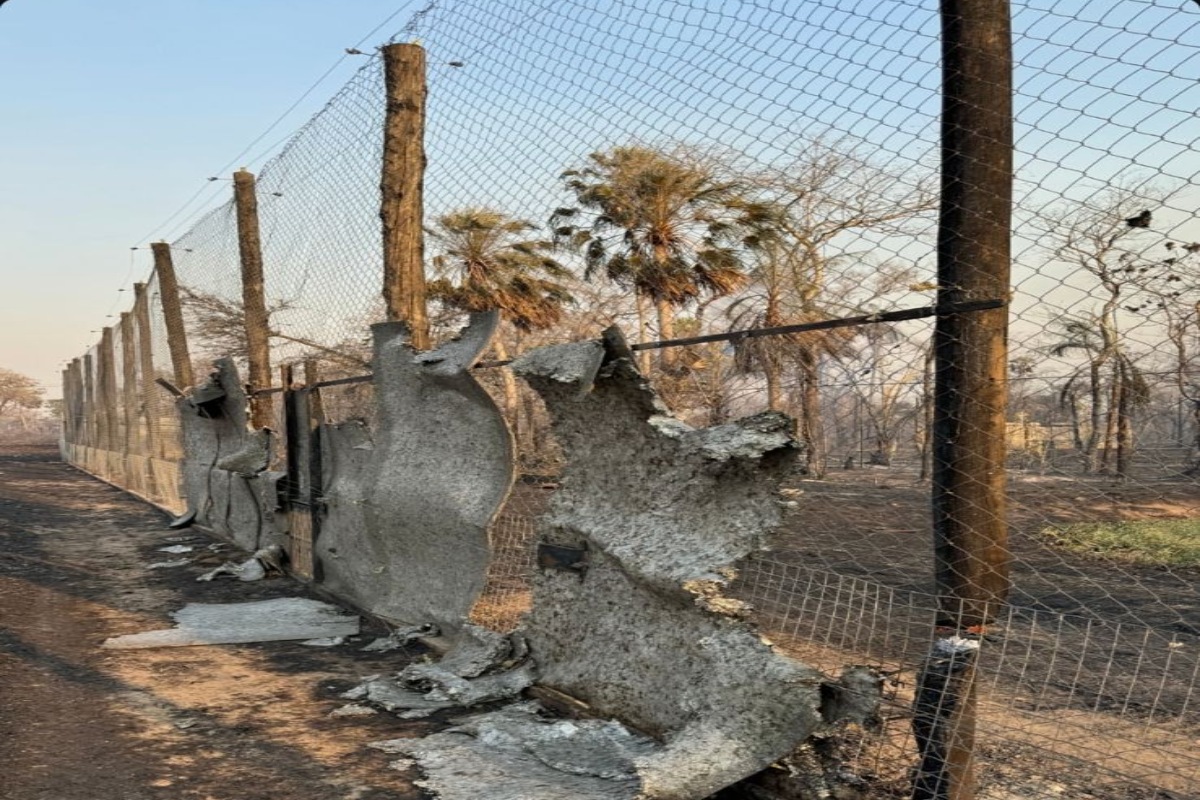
left=133, top=282, right=162, bottom=461
left=151, top=242, right=195, bottom=390
left=119, top=312, right=140, bottom=456
left=380, top=42, right=430, bottom=349
left=68, top=358, right=84, bottom=449
left=233, top=169, right=275, bottom=429
left=98, top=327, right=120, bottom=453
left=913, top=3, right=1013, bottom=800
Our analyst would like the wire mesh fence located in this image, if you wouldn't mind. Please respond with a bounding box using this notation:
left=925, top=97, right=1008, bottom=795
left=58, top=1, right=1200, bottom=797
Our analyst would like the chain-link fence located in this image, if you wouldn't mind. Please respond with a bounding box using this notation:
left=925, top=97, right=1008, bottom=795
left=61, top=1, right=1200, bottom=797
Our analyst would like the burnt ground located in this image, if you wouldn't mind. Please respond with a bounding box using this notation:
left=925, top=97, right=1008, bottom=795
left=736, top=465, right=1200, bottom=798
left=0, top=444, right=439, bottom=800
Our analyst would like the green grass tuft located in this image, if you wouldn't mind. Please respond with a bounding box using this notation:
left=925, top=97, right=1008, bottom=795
left=1043, top=519, right=1200, bottom=567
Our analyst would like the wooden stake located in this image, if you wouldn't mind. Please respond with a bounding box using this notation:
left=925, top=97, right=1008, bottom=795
left=233, top=169, right=274, bottom=429
left=151, top=242, right=195, bottom=390
left=98, top=327, right=120, bottom=452
left=133, top=282, right=162, bottom=460
left=380, top=42, right=430, bottom=349
left=119, top=312, right=139, bottom=455
left=914, top=3, right=1013, bottom=799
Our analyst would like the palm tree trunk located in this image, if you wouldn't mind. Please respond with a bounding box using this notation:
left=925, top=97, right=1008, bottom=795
left=655, top=297, right=676, bottom=371
left=1115, top=360, right=1134, bottom=480
left=1085, top=360, right=1102, bottom=472
left=1185, top=400, right=1200, bottom=477
left=797, top=344, right=825, bottom=477
left=492, top=338, right=521, bottom=451
left=764, top=290, right=783, bottom=412
left=634, top=292, right=652, bottom=374
left=1101, top=364, right=1119, bottom=473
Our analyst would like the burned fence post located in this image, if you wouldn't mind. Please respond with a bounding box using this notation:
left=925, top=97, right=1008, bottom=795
left=914, top=2, right=1013, bottom=800
left=380, top=42, right=430, bottom=350
left=281, top=360, right=325, bottom=580
left=150, top=242, right=195, bottom=391
left=232, top=168, right=275, bottom=430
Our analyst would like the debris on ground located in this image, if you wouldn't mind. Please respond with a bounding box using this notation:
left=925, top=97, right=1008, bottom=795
left=360, top=623, right=437, bottom=652
left=101, top=597, right=360, bottom=649
left=369, top=702, right=659, bottom=800
left=157, top=544, right=195, bottom=554
left=300, top=636, right=347, bottom=647
left=197, top=544, right=285, bottom=582
left=341, top=624, right=535, bottom=716
left=329, top=703, right=379, bottom=718
left=147, top=558, right=192, bottom=570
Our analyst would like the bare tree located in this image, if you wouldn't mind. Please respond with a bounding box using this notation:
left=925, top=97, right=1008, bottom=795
left=180, top=287, right=371, bottom=372
left=1039, top=186, right=1179, bottom=478
left=0, top=367, right=43, bottom=418
left=729, top=140, right=935, bottom=476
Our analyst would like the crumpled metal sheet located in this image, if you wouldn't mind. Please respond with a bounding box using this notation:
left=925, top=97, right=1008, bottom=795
left=509, top=329, right=829, bottom=799
left=100, top=597, right=360, bottom=649
left=371, top=703, right=658, bottom=800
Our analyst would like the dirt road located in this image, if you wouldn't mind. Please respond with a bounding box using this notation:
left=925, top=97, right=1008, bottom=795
left=0, top=445, right=433, bottom=800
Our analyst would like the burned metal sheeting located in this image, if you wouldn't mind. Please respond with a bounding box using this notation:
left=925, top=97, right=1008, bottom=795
left=317, top=312, right=515, bottom=636
left=177, top=359, right=283, bottom=552
left=101, top=597, right=360, bottom=649
left=340, top=625, right=535, bottom=718
left=370, top=703, right=658, bottom=800
left=510, top=330, right=832, bottom=799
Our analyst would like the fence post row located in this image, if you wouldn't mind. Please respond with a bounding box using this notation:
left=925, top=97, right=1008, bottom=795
left=913, top=2, right=1014, bottom=800
left=232, top=169, right=274, bottom=430
left=380, top=41, right=430, bottom=350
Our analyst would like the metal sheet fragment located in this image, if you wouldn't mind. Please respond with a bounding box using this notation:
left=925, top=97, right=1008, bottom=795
left=509, top=330, right=829, bottom=799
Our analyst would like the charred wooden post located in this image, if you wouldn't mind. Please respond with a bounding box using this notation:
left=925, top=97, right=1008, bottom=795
left=380, top=42, right=430, bottom=349
left=914, top=3, right=1014, bottom=799
left=282, top=360, right=325, bottom=580
left=233, top=169, right=275, bottom=429
left=151, top=242, right=195, bottom=390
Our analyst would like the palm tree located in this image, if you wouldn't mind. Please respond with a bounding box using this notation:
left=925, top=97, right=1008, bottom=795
left=426, top=208, right=574, bottom=437
left=1048, top=315, right=1106, bottom=472
left=551, top=145, right=775, bottom=371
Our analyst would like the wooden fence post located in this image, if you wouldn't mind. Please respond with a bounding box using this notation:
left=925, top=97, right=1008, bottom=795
left=119, top=312, right=139, bottom=455
left=99, top=327, right=120, bottom=454
left=913, top=3, right=1013, bottom=800
left=151, top=242, right=195, bottom=390
left=233, top=169, right=274, bottom=429
left=133, top=282, right=162, bottom=462
left=380, top=42, right=430, bottom=349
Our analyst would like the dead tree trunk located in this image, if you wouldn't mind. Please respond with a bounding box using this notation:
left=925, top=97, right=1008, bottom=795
left=380, top=42, right=430, bottom=350
left=915, top=3, right=1013, bottom=800
left=233, top=170, right=275, bottom=430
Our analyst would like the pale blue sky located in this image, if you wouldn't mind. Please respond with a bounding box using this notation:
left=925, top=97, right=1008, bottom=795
left=0, top=0, right=419, bottom=395
left=2, top=0, right=1199, bottom=400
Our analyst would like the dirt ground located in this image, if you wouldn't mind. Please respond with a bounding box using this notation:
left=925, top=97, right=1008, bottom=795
left=0, top=444, right=438, bottom=800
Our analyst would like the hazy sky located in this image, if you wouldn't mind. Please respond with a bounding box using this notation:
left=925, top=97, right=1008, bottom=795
left=3, top=0, right=1198, bottom=400
left=0, top=0, right=420, bottom=396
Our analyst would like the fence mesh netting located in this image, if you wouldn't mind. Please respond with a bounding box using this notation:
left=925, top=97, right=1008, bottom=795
left=60, top=2, right=1200, bottom=797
